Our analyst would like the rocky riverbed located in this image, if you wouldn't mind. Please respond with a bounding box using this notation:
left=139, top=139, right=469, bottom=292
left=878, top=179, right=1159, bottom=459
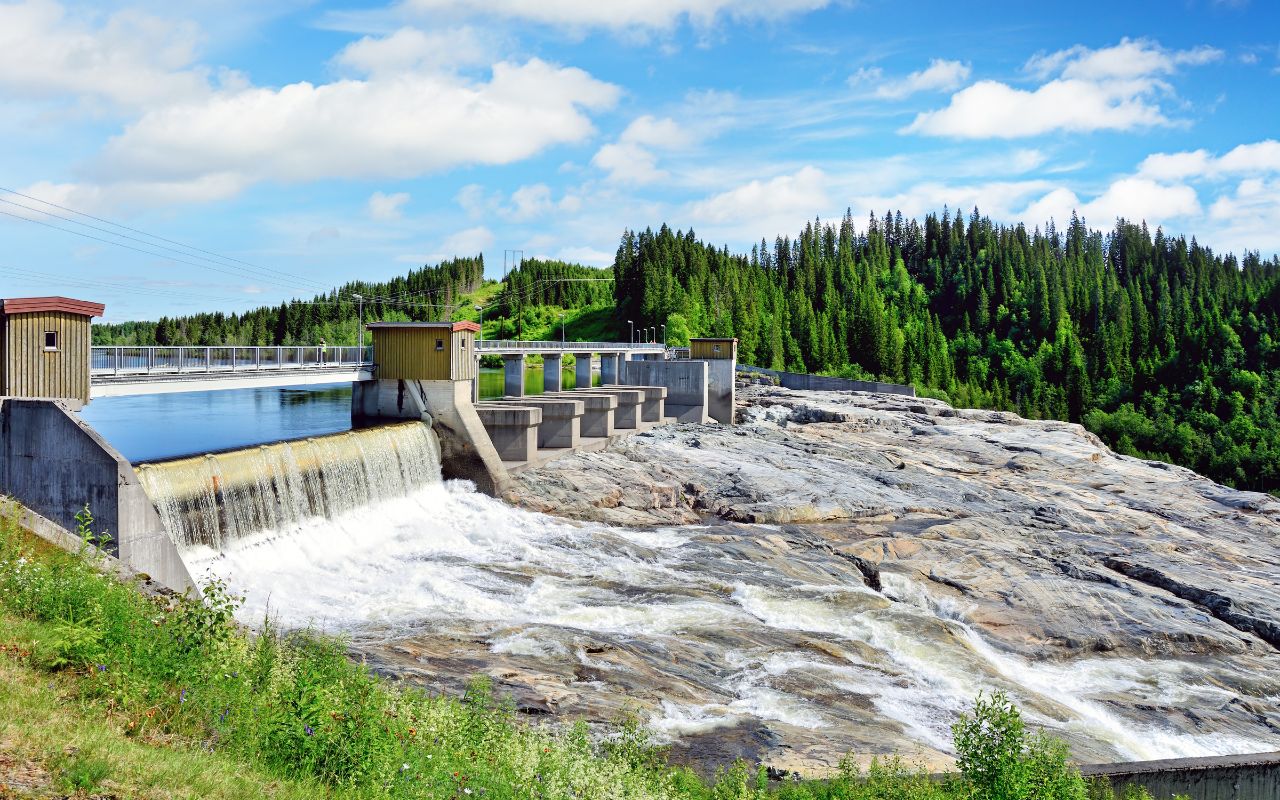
left=196, top=384, right=1280, bottom=777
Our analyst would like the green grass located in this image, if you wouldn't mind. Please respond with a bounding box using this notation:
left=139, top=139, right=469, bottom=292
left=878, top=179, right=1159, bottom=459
left=0, top=502, right=1152, bottom=800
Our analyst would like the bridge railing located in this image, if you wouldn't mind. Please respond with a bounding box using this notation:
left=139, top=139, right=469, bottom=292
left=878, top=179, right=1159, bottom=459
left=90, top=345, right=374, bottom=378
left=475, top=339, right=663, bottom=352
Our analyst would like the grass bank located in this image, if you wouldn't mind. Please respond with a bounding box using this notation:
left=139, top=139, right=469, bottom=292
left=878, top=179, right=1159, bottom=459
left=0, top=503, right=1153, bottom=800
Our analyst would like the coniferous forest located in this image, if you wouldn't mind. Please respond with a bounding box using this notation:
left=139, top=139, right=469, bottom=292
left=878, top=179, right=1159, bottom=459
left=94, top=210, right=1280, bottom=494
left=614, top=212, right=1280, bottom=495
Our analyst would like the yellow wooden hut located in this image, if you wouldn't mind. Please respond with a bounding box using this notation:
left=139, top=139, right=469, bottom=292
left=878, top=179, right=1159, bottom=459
left=366, top=321, right=479, bottom=381
left=0, top=296, right=105, bottom=406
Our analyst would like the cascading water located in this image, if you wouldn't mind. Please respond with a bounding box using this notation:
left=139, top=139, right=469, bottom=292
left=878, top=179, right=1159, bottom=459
left=136, top=421, right=441, bottom=552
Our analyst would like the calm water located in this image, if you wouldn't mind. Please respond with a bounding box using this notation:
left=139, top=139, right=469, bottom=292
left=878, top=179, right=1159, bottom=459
left=79, top=367, right=587, bottom=463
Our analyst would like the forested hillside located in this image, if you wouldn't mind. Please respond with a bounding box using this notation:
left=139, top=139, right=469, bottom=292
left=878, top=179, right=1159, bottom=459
left=614, top=214, right=1280, bottom=493
left=93, top=256, right=485, bottom=347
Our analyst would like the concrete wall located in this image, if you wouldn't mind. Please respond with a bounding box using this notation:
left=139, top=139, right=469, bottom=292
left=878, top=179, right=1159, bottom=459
left=352, top=378, right=509, bottom=496
left=706, top=358, right=736, bottom=424
left=0, top=397, right=195, bottom=593
left=738, top=364, right=916, bottom=397
left=621, top=360, right=709, bottom=423
left=1080, top=751, right=1280, bottom=800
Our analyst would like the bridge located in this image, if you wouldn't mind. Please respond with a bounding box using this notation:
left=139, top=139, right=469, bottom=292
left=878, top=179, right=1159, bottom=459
left=88, top=340, right=668, bottom=397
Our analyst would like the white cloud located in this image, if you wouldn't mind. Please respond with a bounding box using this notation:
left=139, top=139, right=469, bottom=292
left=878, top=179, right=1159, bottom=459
left=91, top=57, right=620, bottom=192
left=367, top=191, right=410, bottom=220
left=332, top=26, right=490, bottom=75
left=1138, top=140, right=1280, bottom=180
left=686, top=166, right=828, bottom=239
left=508, top=184, right=554, bottom=221
left=1020, top=177, right=1201, bottom=229
left=1206, top=177, right=1280, bottom=254
left=397, top=0, right=832, bottom=31
left=438, top=225, right=493, bottom=257
left=907, top=39, right=1220, bottom=139
left=853, top=59, right=971, bottom=100
left=592, top=115, right=694, bottom=184
left=0, top=0, right=213, bottom=112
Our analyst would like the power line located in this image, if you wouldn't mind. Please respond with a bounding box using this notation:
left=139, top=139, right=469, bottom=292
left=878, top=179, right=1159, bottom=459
left=0, top=185, right=331, bottom=292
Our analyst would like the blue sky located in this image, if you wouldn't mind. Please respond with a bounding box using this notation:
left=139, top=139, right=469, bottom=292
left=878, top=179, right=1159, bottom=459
left=1, top=0, right=1278, bottom=322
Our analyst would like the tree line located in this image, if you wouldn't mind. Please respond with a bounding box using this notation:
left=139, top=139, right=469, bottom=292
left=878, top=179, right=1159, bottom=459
left=613, top=213, right=1280, bottom=493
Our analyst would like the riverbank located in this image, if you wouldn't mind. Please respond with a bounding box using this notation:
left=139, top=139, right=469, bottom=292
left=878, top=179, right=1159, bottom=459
left=0, top=509, right=1123, bottom=799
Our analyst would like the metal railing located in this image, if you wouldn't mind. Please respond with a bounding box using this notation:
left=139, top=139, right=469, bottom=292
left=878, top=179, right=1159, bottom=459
left=90, top=346, right=374, bottom=378
left=475, top=339, right=664, bottom=352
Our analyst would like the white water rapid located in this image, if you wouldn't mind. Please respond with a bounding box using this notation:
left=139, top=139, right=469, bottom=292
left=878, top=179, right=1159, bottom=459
left=145, top=446, right=1280, bottom=772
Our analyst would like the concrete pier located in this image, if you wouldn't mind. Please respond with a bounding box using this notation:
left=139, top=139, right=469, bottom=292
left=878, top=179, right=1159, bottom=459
left=473, top=404, right=542, bottom=462
left=606, top=384, right=666, bottom=423
left=543, top=353, right=563, bottom=393
left=559, top=392, right=617, bottom=438
left=567, top=388, right=643, bottom=430
left=499, top=396, right=583, bottom=449
left=600, top=352, right=621, bottom=384
left=574, top=352, right=593, bottom=391
left=503, top=354, right=526, bottom=397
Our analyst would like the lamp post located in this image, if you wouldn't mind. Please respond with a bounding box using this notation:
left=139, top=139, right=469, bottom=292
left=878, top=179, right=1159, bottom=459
left=649, top=327, right=656, bottom=343
left=661, top=324, right=666, bottom=346
left=560, top=312, right=565, bottom=343
left=353, top=293, right=364, bottom=357
left=628, top=319, right=634, bottom=344
left=474, top=304, right=484, bottom=342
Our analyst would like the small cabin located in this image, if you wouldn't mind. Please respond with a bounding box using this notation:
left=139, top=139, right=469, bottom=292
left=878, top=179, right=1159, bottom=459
left=367, top=321, right=479, bottom=381
left=689, top=337, right=738, bottom=361
left=1, top=296, right=105, bottom=407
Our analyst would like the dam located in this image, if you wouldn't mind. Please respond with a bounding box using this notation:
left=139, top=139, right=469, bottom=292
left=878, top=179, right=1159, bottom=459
left=4, top=295, right=1280, bottom=790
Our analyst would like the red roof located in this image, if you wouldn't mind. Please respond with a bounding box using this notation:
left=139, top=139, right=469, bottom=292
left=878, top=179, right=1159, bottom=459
left=1, top=296, right=105, bottom=317
left=451, top=320, right=480, bottom=333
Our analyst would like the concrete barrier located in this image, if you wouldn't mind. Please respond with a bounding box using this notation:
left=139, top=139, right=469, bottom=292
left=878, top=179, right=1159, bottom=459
left=604, top=384, right=666, bottom=423
left=621, top=360, right=709, bottom=423
left=0, top=397, right=195, bottom=593
left=565, top=388, right=643, bottom=430
left=496, top=396, right=583, bottom=449
left=1080, top=750, right=1280, bottom=800
left=474, top=404, right=542, bottom=463
left=738, top=364, right=916, bottom=397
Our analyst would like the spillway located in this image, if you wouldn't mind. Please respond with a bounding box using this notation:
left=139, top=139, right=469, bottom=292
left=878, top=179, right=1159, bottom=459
left=136, top=421, right=440, bottom=551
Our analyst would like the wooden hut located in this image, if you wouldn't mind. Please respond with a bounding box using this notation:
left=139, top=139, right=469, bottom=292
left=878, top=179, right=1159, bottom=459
left=0, top=296, right=105, bottom=407
left=366, top=321, right=479, bottom=381
left=689, top=337, right=738, bottom=361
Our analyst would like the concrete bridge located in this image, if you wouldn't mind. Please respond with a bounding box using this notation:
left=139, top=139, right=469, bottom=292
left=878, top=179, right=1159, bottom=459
left=87, top=340, right=668, bottom=398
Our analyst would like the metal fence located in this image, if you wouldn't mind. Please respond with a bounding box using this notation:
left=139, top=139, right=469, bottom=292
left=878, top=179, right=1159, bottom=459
left=475, top=339, right=665, bottom=352
left=90, top=346, right=373, bottom=377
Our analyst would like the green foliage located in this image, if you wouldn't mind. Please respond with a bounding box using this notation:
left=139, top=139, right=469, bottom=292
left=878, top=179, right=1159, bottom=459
left=54, top=749, right=112, bottom=793
left=952, top=692, right=1086, bottom=800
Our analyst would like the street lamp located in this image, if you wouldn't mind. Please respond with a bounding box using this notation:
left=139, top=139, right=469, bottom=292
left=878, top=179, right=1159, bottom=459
left=661, top=324, right=666, bottom=346
left=649, top=327, right=656, bottom=343
left=353, top=293, right=364, bottom=356
left=560, top=312, right=565, bottom=343
left=628, top=319, right=634, bottom=344
left=474, top=304, right=484, bottom=342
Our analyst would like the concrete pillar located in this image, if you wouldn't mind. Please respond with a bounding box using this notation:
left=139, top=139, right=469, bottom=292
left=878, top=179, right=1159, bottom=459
left=543, top=353, right=563, bottom=393
left=574, top=352, right=593, bottom=390
left=503, top=354, right=526, bottom=397
left=600, top=352, right=620, bottom=385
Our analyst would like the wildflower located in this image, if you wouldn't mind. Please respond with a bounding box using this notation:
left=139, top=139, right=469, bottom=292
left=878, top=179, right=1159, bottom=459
left=305, top=724, right=314, bottom=736
left=402, top=763, right=410, bottom=772
left=464, top=790, right=472, bottom=795
left=96, top=664, right=106, bottom=672
left=180, top=689, right=187, bottom=703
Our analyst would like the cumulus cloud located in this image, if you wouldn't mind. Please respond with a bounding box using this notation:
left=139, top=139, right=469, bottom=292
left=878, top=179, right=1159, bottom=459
left=686, top=166, right=828, bottom=239
left=397, top=0, right=832, bottom=31
left=367, top=191, right=410, bottom=220
left=906, top=38, right=1221, bottom=138
left=0, top=0, right=213, bottom=112
left=332, top=26, right=490, bottom=74
left=1137, top=140, right=1280, bottom=180
left=592, top=115, right=694, bottom=184
left=438, top=225, right=493, bottom=257
left=850, top=59, right=971, bottom=99
left=1020, top=178, right=1201, bottom=229
left=90, top=57, right=619, bottom=191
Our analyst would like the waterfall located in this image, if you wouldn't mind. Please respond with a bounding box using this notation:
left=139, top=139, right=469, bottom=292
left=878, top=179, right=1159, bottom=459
left=136, top=421, right=441, bottom=551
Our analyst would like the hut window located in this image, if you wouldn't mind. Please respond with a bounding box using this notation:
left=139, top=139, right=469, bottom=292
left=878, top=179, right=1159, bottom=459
left=44, top=330, right=59, bottom=351
left=435, top=338, right=444, bottom=351
left=712, top=344, right=721, bottom=354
